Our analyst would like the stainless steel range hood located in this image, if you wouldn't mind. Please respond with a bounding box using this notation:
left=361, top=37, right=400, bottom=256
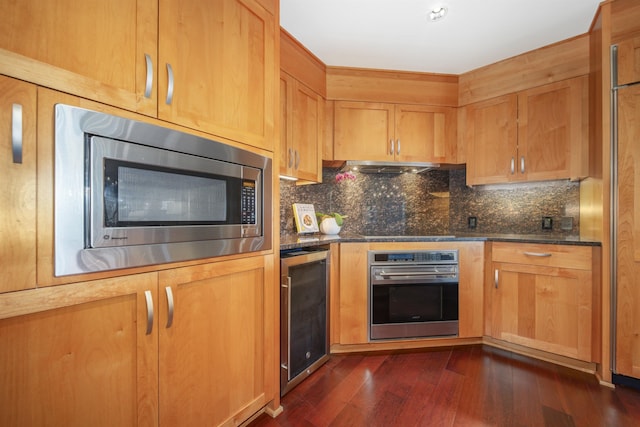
left=339, top=160, right=441, bottom=174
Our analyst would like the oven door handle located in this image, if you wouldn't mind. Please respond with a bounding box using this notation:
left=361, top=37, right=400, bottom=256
left=376, top=271, right=454, bottom=277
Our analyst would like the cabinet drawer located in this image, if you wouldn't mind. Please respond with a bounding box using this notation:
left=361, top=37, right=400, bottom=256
left=491, top=242, right=592, bottom=270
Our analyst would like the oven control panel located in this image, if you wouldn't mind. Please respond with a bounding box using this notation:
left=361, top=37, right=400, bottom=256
left=371, top=250, right=458, bottom=264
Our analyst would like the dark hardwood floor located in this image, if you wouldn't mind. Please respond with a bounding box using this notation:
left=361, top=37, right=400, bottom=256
left=250, top=345, right=640, bottom=427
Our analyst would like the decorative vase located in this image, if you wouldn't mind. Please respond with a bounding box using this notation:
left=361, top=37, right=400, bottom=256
left=319, top=217, right=341, bottom=235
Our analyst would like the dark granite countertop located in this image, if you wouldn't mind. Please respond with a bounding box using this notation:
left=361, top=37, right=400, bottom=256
left=279, top=232, right=601, bottom=251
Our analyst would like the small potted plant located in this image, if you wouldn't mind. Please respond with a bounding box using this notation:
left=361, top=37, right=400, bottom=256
left=315, top=212, right=346, bottom=235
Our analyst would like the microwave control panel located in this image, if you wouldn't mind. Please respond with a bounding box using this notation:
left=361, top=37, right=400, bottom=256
left=241, top=180, right=257, bottom=224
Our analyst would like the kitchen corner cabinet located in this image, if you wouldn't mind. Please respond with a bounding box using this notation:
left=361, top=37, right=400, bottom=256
left=465, top=75, right=589, bottom=186
left=489, top=242, right=600, bottom=362
left=158, top=256, right=274, bottom=426
left=0, top=76, right=36, bottom=293
left=0, top=273, right=159, bottom=427
left=0, top=0, right=158, bottom=116
left=334, top=242, right=484, bottom=346
left=158, top=0, right=277, bottom=151
left=333, top=101, right=457, bottom=164
left=280, top=72, right=323, bottom=182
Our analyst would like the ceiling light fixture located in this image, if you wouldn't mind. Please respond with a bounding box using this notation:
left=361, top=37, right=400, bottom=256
left=428, top=5, right=448, bottom=22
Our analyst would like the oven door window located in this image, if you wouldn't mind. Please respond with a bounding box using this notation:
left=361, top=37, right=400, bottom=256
left=103, top=159, right=240, bottom=227
left=372, top=283, right=458, bottom=324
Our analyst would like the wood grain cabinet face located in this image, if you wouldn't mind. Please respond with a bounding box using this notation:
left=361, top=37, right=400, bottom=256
left=334, top=101, right=457, bottom=164
left=0, top=76, right=36, bottom=293
left=0, top=0, right=158, bottom=116
left=280, top=72, right=323, bottom=182
left=0, top=273, right=159, bottom=427
left=490, top=243, right=598, bottom=362
left=616, top=35, right=640, bottom=86
left=158, top=0, right=277, bottom=151
left=158, top=257, right=270, bottom=426
left=465, top=76, right=588, bottom=186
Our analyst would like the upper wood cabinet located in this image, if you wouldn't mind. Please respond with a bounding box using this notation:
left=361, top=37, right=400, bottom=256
left=0, top=0, right=277, bottom=151
left=616, top=35, right=640, bottom=86
left=0, top=76, right=36, bottom=294
left=489, top=242, right=600, bottom=362
left=0, top=273, right=159, bottom=426
left=465, top=76, right=589, bottom=186
left=333, top=101, right=457, bottom=163
left=0, top=0, right=158, bottom=116
left=280, top=72, right=323, bottom=182
left=158, top=0, right=277, bottom=151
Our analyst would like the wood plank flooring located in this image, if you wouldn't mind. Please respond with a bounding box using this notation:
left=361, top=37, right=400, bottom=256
left=249, top=345, right=640, bottom=427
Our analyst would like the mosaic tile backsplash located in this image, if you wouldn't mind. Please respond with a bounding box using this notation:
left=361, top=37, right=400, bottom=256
left=280, top=168, right=580, bottom=237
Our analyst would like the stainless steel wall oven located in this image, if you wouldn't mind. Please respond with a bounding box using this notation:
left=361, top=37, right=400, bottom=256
left=54, top=104, right=272, bottom=276
left=369, top=250, right=459, bottom=340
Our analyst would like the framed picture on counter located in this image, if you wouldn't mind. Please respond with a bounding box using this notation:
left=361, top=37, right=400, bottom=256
left=292, top=203, right=319, bottom=234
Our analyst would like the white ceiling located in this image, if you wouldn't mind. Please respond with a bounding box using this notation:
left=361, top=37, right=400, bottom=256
left=280, top=0, right=601, bottom=75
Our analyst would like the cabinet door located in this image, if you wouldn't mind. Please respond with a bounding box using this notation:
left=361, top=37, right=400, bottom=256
left=158, top=256, right=271, bottom=426
left=0, top=273, right=159, bottom=427
left=395, top=104, right=457, bottom=163
left=492, top=263, right=594, bottom=361
left=518, top=76, right=588, bottom=182
left=280, top=73, right=322, bottom=182
left=617, top=35, right=640, bottom=86
left=0, top=76, right=36, bottom=293
left=465, top=94, right=518, bottom=185
left=158, top=0, right=276, bottom=150
left=0, top=0, right=157, bottom=116
left=616, top=83, right=640, bottom=378
left=334, top=101, right=395, bottom=161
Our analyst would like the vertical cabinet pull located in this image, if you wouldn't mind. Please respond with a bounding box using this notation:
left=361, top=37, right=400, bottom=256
left=520, top=156, right=525, bottom=174
left=397, top=139, right=401, bottom=155
left=510, top=157, right=515, bottom=174
left=144, top=53, right=153, bottom=98
left=165, top=63, right=175, bottom=105
left=390, top=139, right=394, bottom=155
left=144, top=290, right=154, bottom=335
left=288, top=148, right=293, bottom=168
left=294, top=150, right=300, bottom=169
left=11, top=103, right=22, bottom=164
left=165, top=286, right=174, bottom=328
left=494, top=269, right=499, bottom=289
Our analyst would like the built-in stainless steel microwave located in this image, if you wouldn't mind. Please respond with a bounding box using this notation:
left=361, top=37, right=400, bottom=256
left=54, top=104, right=272, bottom=276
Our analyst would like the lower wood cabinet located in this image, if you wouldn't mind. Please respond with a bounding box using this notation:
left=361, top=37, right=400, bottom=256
left=489, top=242, right=601, bottom=362
left=0, top=273, right=159, bottom=427
left=333, top=242, right=484, bottom=346
left=0, top=255, right=276, bottom=427
left=158, top=256, right=274, bottom=426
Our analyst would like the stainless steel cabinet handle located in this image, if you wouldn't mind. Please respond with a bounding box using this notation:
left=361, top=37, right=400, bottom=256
left=165, top=63, right=174, bottom=105
left=11, top=104, right=22, bottom=164
left=397, top=139, right=401, bottom=155
left=390, top=139, right=394, bottom=155
left=510, top=157, right=515, bottom=174
left=523, top=251, right=552, bottom=257
left=520, top=156, right=525, bottom=174
left=295, top=150, right=300, bottom=169
left=494, top=269, right=499, bottom=289
left=288, top=148, right=293, bottom=168
left=144, top=290, right=154, bottom=335
left=165, top=286, right=174, bottom=328
left=144, top=53, right=153, bottom=98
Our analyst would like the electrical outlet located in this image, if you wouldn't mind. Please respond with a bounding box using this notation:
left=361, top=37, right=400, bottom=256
left=468, top=216, right=477, bottom=229
left=542, top=216, right=553, bottom=230
left=560, top=217, right=573, bottom=231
